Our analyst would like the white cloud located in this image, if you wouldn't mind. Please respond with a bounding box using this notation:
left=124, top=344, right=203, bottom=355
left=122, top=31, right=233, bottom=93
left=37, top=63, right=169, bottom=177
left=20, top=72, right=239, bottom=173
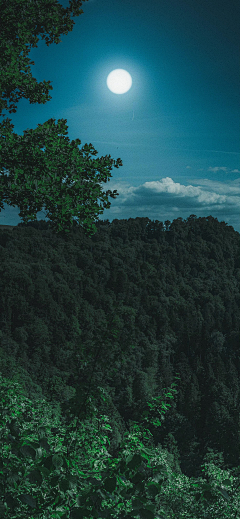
left=136, top=177, right=240, bottom=205
left=100, top=176, right=240, bottom=234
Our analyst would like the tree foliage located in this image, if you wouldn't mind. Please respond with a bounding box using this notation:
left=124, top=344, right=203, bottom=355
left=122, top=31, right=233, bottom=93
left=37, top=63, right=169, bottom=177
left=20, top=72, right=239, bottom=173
left=0, top=0, right=121, bottom=235
left=0, top=117, right=121, bottom=235
left=1, top=369, right=240, bottom=519
left=0, top=0, right=88, bottom=117
left=0, top=215, right=239, bottom=478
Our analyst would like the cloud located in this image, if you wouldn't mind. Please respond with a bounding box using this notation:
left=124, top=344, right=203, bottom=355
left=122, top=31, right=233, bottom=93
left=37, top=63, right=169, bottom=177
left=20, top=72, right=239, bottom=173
left=112, top=177, right=240, bottom=203
left=98, top=176, right=240, bottom=233
left=112, top=177, right=240, bottom=206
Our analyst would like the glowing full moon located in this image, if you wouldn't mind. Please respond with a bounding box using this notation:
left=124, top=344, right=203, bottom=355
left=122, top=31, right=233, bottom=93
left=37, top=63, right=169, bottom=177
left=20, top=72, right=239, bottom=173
left=107, top=69, right=132, bottom=94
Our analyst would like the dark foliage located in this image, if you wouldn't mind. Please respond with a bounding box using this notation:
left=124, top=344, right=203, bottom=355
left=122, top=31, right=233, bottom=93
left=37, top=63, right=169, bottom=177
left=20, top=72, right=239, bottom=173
left=0, top=214, right=239, bottom=479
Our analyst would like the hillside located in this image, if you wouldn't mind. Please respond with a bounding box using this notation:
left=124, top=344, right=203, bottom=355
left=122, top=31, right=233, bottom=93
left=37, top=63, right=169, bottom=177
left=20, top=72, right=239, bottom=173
left=0, top=214, right=239, bottom=480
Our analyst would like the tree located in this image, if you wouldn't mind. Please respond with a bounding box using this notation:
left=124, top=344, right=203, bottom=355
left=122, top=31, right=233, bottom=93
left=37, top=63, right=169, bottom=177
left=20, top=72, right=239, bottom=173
left=0, top=0, right=122, bottom=236
left=0, top=118, right=121, bottom=235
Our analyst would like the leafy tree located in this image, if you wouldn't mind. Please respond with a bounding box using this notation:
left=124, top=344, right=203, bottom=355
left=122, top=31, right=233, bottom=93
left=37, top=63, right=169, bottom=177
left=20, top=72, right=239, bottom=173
left=0, top=118, right=121, bottom=236
left=0, top=0, right=121, bottom=236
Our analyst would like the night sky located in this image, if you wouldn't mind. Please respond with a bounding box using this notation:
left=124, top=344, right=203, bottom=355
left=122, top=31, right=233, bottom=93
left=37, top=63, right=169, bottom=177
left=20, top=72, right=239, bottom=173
left=1, top=0, right=240, bottom=232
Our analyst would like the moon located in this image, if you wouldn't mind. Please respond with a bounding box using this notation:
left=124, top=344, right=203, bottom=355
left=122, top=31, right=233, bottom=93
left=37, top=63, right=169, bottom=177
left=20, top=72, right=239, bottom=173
left=107, top=69, right=132, bottom=94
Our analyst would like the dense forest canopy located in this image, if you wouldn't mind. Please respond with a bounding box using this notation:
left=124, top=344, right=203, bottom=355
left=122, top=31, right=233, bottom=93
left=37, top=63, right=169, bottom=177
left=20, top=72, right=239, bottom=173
left=0, top=213, right=239, bottom=482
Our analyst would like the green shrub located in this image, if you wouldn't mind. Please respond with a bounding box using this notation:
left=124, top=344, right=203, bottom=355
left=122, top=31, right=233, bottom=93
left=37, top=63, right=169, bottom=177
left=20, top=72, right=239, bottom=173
left=0, top=372, right=240, bottom=519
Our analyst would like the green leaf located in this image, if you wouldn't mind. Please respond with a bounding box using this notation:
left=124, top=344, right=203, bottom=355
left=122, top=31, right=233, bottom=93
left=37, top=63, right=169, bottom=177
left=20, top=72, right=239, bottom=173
left=102, top=476, right=117, bottom=494
left=18, top=493, right=37, bottom=508
left=52, top=453, right=64, bottom=469
left=25, top=468, right=43, bottom=485
left=216, top=485, right=231, bottom=501
left=126, top=453, right=143, bottom=470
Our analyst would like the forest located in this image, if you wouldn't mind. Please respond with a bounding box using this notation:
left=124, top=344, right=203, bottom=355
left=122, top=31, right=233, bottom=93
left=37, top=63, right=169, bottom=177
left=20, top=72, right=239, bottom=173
left=0, top=213, right=240, bottom=517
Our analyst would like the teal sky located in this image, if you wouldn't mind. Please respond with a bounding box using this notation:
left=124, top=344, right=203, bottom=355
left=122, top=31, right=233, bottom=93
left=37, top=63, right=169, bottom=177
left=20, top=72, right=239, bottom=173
left=1, top=0, right=240, bottom=232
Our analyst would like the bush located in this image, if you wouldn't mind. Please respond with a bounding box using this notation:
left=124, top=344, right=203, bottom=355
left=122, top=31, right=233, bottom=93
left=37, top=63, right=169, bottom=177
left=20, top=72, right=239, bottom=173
left=0, top=372, right=240, bottom=519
